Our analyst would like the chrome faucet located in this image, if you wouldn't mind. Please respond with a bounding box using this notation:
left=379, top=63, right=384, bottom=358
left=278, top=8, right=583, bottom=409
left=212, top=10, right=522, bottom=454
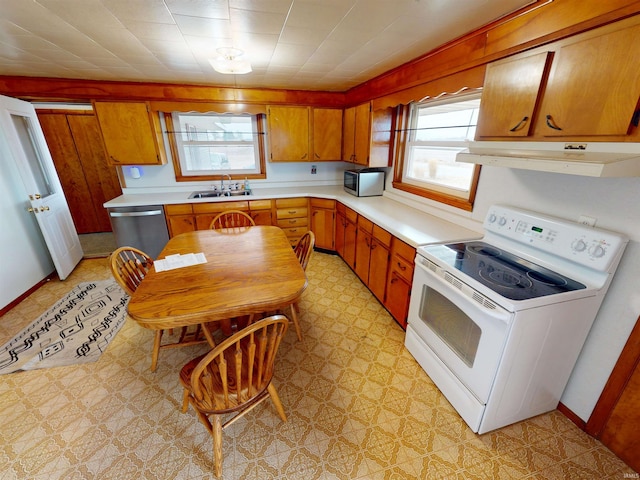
left=220, top=174, right=232, bottom=195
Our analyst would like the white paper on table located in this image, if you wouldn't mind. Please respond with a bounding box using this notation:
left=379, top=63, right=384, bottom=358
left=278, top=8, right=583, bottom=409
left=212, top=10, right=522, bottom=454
left=154, top=252, right=207, bottom=272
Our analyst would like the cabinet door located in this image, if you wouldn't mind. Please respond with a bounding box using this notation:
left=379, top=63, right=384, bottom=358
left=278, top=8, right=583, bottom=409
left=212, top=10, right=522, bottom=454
left=343, top=215, right=357, bottom=270
left=386, top=270, right=411, bottom=329
left=475, top=52, right=552, bottom=138
left=313, top=108, right=342, bottom=161
left=268, top=106, right=310, bottom=162
left=342, top=106, right=356, bottom=161
left=93, top=101, right=167, bottom=165
left=310, top=204, right=335, bottom=250
left=369, top=236, right=390, bottom=302
left=537, top=21, right=640, bottom=136
left=335, top=211, right=346, bottom=258
left=354, top=229, right=371, bottom=282
left=353, top=102, right=371, bottom=166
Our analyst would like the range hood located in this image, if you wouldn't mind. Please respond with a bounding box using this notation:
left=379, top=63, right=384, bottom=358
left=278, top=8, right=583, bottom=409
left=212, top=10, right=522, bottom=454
left=456, top=141, right=640, bottom=177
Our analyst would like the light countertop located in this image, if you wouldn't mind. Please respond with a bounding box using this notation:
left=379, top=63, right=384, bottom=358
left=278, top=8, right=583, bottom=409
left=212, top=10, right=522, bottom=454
left=104, top=186, right=482, bottom=247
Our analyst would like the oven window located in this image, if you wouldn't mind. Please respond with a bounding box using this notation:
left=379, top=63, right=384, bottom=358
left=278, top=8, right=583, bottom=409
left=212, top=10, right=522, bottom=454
left=419, top=286, right=481, bottom=367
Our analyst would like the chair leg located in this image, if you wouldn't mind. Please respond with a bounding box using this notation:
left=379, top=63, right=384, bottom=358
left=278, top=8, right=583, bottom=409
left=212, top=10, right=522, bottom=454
left=267, top=383, right=288, bottom=422
left=212, top=415, right=223, bottom=478
left=289, top=304, right=303, bottom=341
left=151, top=330, right=163, bottom=372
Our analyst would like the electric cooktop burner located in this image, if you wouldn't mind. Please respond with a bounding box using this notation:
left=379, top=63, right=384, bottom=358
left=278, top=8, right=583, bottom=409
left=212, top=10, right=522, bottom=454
left=440, top=241, right=586, bottom=300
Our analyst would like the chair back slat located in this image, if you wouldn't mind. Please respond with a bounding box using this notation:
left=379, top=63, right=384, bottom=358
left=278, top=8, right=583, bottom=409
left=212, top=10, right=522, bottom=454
left=209, top=210, right=255, bottom=231
left=189, top=315, right=289, bottom=414
left=109, top=247, right=154, bottom=296
left=294, top=231, right=315, bottom=270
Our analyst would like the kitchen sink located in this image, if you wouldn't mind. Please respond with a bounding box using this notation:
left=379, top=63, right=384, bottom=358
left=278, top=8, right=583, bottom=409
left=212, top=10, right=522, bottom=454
left=189, top=190, right=251, bottom=199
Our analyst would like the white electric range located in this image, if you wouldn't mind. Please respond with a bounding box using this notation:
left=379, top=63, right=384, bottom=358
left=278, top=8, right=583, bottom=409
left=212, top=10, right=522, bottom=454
left=405, top=205, right=628, bottom=434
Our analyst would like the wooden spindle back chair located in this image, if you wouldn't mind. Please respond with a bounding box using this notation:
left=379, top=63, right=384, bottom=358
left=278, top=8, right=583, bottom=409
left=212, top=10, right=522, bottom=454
left=209, top=210, right=255, bottom=231
left=179, top=315, right=289, bottom=478
left=109, top=246, right=208, bottom=371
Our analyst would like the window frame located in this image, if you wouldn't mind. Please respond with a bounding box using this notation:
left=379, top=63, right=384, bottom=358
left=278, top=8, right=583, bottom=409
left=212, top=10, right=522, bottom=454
left=166, top=112, right=267, bottom=182
left=392, top=95, right=482, bottom=212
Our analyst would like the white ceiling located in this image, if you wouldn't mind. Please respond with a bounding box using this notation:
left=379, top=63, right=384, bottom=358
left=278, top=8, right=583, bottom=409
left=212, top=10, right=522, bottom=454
left=0, top=0, right=534, bottom=92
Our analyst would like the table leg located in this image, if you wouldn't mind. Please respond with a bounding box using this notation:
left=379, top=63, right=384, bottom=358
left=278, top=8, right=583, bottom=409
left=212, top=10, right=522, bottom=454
left=202, top=322, right=218, bottom=347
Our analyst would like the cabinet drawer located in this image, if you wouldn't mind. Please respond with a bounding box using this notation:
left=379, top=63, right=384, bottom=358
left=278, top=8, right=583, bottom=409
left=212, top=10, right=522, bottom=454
left=165, top=203, right=193, bottom=215
left=276, top=207, right=308, bottom=219
left=345, top=207, right=358, bottom=223
left=392, top=238, right=416, bottom=263
left=391, top=253, right=414, bottom=282
left=193, top=201, right=249, bottom=214
left=357, top=215, right=373, bottom=234
left=275, top=198, right=308, bottom=208
left=281, top=226, right=307, bottom=237
left=373, top=225, right=392, bottom=247
left=310, top=198, right=335, bottom=209
left=249, top=199, right=273, bottom=210
left=277, top=217, right=308, bottom=228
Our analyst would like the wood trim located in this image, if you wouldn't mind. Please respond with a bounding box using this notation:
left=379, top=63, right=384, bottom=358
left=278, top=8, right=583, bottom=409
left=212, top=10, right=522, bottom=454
left=557, top=401, right=587, bottom=431
left=0, top=275, right=55, bottom=317
left=586, top=315, right=640, bottom=438
left=0, top=75, right=345, bottom=106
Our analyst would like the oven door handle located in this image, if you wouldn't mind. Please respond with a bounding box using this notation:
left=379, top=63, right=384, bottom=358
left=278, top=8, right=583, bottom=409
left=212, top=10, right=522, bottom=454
left=415, top=258, right=512, bottom=324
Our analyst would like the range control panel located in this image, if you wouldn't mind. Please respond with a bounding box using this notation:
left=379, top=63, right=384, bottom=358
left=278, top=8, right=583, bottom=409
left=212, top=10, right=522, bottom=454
left=484, top=205, right=628, bottom=272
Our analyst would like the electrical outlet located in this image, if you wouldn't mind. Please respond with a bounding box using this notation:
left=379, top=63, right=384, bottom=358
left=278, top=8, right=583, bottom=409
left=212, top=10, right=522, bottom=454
left=578, top=215, right=597, bottom=227
left=311, top=165, right=317, bottom=174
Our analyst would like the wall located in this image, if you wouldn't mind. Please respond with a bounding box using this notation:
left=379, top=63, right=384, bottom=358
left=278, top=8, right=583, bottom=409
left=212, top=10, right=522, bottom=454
left=385, top=165, right=640, bottom=422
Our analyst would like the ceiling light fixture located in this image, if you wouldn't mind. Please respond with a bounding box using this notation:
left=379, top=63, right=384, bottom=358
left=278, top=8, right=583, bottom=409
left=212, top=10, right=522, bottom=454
left=209, top=47, right=252, bottom=75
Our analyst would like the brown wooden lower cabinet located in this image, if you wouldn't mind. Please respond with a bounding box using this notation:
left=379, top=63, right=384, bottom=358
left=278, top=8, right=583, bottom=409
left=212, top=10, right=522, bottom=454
left=384, top=238, right=416, bottom=329
left=334, top=201, right=414, bottom=329
left=276, top=198, right=309, bottom=246
left=310, top=198, right=336, bottom=250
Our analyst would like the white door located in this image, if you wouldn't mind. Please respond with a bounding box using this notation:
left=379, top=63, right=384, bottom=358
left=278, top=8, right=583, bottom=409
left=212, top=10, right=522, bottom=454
left=0, top=94, right=82, bottom=280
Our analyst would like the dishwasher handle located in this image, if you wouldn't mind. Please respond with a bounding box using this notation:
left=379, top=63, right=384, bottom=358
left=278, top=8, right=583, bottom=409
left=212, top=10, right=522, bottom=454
left=109, top=210, right=163, bottom=217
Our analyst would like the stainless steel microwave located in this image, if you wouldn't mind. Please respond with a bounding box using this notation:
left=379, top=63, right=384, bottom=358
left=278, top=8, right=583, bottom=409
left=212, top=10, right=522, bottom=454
left=344, top=168, right=385, bottom=197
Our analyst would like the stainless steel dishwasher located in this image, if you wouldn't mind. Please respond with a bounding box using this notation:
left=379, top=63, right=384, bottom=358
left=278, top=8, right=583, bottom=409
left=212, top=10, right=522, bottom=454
left=107, top=205, right=170, bottom=259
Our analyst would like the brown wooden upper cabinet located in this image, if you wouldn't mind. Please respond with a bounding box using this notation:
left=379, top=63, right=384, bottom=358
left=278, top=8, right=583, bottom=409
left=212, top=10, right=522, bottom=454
left=93, top=101, right=168, bottom=166
left=267, top=106, right=342, bottom=162
left=342, top=102, right=393, bottom=167
left=476, top=17, right=640, bottom=139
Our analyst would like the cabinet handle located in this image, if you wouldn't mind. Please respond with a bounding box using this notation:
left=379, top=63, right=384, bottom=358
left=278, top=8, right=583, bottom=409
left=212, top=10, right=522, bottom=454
left=545, top=115, right=563, bottom=131
left=301, top=153, right=308, bottom=160
left=390, top=273, right=398, bottom=284
left=509, top=116, right=529, bottom=132
left=397, top=261, right=406, bottom=271
left=315, top=153, right=320, bottom=159
left=288, top=210, right=296, bottom=214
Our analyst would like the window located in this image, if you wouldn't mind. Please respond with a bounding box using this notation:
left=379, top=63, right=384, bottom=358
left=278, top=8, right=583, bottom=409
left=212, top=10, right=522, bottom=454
left=393, top=93, right=482, bottom=211
left=168, top=112, right=266, bottom=181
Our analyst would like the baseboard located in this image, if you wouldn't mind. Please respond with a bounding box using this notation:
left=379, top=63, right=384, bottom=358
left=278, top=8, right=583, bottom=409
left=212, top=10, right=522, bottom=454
left=558, top=401, right=587, bottom=431
left=0, top=274, right=55, bottom=316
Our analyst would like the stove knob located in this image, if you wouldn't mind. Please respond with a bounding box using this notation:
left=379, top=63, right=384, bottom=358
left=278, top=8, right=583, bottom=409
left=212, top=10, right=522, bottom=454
left=589, top=244, right=606, bottom=258
left=498, top=216, right=507, bottom=226
left=571, top=239, right=587, bottom=252
left=487, top=213, right=497, bottom=224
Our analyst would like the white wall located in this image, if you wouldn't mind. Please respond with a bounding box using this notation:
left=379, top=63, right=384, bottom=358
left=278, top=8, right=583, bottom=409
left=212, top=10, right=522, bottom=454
left=388, top=166, right=640, bottom=422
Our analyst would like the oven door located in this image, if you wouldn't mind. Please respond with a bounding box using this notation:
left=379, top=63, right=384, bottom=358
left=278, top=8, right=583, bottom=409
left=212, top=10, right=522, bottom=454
left=407, top=254, right=513, bottom=404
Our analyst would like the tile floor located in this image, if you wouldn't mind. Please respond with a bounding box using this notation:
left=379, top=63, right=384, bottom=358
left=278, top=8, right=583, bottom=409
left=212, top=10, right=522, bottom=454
left=0, top=252, right=635, bottom=479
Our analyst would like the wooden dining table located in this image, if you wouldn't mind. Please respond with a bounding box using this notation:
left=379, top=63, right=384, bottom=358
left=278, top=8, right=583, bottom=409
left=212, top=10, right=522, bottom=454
left=127, top=226, right=308, bottom=343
